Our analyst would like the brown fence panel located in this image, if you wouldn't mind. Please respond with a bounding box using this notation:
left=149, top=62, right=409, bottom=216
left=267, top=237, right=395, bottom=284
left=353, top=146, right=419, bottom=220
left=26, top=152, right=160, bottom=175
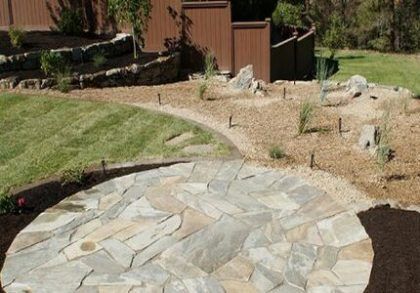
left=182, top=1, right=233, bottom=72
left=232, top=20, right=270, bottom=81
left=271, top=36, right=296, bottom=82
left=0, top=0, right=10, bottom=27
left=143, top=0, right=182, bottom=52
left=296, top=30, right=315, bottom=79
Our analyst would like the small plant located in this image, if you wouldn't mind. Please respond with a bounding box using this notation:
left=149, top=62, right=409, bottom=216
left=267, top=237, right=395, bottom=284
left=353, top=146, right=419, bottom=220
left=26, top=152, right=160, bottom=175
left=298, top=101, right=314, bottom=135
left=55, top=66, right=72, bottom=93
left=269, top=146, right=286, bottom=159
left=0, top=194, right=16, bottom=215
left=62, top=165, right=87, bottom=185
left=316, top=57, right=334, bottom=102
left=198, top=81, right=208, bottom=100
left=8, top=26, right=26, bottom=48
left=40, top=51, right=66, bottom=76
left=204, top=53, right=216, bottom=80
left=57, top=8, right=84, bottom=36
left=376, top=107, right=392, bottom=170
left=93, top=52, right=107, bottom=68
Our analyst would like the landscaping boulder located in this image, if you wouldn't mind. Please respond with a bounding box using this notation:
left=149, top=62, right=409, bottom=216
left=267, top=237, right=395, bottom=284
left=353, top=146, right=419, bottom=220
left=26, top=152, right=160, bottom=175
left=250, top=78, right=267, bottom=96
left=229, top=65, right=254, bottom=90
left=358, top=125, right=379, bottom=150
left=346, top=75, right=368, bottom=97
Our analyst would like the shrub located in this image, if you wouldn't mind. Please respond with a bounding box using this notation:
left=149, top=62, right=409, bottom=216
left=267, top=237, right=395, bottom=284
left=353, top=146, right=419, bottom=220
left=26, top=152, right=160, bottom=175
left=93, top=52, right=107, bottom=68
left=40, top=51, right=66, bottom=77
left=198, top=82, right=208, bottom=100
left=269, top=146, right=286, bottom=159
left=204, top=53, right=216, bottom=80
left=0, top=194, right=16, bottom=215
left=55, top=66, right=72, bottom=93
left=376, top=107, right=392, bottom=169
left=57, top=8, right=84, bottom=36
left=272, top=2, right=303, bottom=27
left=8, top=27, right=25, bottom=49
left=62, top=165, right=87, bottom=185
left=298, top=101, right=314, bottom=135
left=323, top=12, right=346, bottom=59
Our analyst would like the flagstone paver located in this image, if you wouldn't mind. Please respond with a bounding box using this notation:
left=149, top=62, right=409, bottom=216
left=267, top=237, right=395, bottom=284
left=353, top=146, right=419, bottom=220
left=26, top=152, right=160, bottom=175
left=1, top=160, right=373, bottom=292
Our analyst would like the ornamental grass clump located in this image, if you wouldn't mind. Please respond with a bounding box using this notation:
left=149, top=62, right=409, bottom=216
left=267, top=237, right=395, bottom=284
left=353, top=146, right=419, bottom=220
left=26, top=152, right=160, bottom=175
left=298, top=101, right=314, bottom=135
left=376, top=107, right=392, bottom=170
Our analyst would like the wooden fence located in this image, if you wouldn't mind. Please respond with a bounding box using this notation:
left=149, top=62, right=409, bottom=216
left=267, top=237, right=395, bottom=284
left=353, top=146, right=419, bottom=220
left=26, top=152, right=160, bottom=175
left=0, top=0, right=315, bottom=81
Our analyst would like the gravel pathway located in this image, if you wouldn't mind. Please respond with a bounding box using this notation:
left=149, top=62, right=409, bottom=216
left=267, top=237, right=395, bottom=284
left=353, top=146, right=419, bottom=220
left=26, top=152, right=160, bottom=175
left=2, top=161, right=373, bottom=292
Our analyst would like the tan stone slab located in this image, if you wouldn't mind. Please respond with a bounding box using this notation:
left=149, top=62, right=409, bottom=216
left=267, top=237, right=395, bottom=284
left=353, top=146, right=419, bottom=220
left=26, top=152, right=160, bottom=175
left=338, top=239, right=374, bottom=262
left=173, top=208, right=215, bottom=239
left=7, top=231, right=52, bottom=254
left=71, top=219, right=102, bottom=242
left=332, top=260, right=372, bottom=286
left=306, top=269, right=344, bottom=288
left=214, top=256, right=254, bottom=281
left=99, top=192, right=122, bottom=211
left=63, top=239, right=102, bottom=260
left=98, top=285, right=132, bottom=293
left=220, top=280, right=258, bottom=293
left=286, top=223, right=324, bottom=246
left=86, top=219, right=136, bottom=243
left=113, top=218, right=158, bottom=241
left=145, top=186, right=187, bottom=214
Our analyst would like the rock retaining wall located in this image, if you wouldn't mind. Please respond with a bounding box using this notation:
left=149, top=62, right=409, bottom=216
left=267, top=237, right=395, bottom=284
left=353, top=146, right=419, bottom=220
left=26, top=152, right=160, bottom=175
left=0, top=34, right=132, bottom=73
left=0, top=52, right=180, bottom=90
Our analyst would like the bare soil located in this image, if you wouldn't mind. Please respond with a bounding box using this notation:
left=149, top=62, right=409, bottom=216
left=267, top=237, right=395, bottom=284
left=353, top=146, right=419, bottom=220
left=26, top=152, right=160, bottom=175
left=0, top=31, right=113, bottom=56
left=50, top=79, right=420, bottom=205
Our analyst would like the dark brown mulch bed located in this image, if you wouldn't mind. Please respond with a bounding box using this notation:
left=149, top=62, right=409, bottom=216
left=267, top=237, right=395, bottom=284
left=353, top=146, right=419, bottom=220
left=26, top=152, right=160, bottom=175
left=0, top=31, right=113, bottom=56
left=358, top=205, right=420, bottom=293
left=0, top=52, right=159, bottom=80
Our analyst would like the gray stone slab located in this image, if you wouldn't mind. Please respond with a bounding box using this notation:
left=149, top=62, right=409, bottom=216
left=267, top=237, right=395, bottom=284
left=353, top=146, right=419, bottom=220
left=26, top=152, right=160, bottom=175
left=183, top=277, right=225, bottom=293
left=80, top=250, right=125, bottom=274
left=100, top=238, right=136, bottom=269
left=284, top=243, right=317, bottom=289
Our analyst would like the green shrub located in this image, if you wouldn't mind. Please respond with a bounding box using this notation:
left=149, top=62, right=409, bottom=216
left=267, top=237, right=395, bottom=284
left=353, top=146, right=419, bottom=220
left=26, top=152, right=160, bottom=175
left=323, top=12, right=346, bottom=59
left=40, top=51, right=66, bottom=77
left=57, top=8, right=84, bottom=36
left=55, top=66, right=72, bottom=93
left=198, top=82, right=208, bottom=100
left=298, top=101, right=314, bottom=135
left=204, top=53, right=216, bottom=80
left=272, top=2, right=303, bottom=27
left=8, top=27, right=26, bottom=49
left=93, top=52, right=107, bottom=68
left=269, top=146, right=286, bottom=159
left=376, top=107, right=392, bottom=169
left=62, top=165, right=87, bottom=185
left=0, top=194, right=16, bottom=215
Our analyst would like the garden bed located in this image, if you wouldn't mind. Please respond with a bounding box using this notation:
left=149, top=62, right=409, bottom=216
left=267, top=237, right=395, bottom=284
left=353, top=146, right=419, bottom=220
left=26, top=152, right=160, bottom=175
left=0, top=52, right=159, bottom=80
left=0, top=31, right=113, bottom=57
left=358, top=205, right=420, bottom=293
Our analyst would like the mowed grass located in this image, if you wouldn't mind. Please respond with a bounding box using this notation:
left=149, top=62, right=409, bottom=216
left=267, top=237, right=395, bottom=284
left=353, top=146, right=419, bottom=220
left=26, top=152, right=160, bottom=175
left=0, top=93, right=228, bottom=194
left=318, top=48, right=420, bottom=95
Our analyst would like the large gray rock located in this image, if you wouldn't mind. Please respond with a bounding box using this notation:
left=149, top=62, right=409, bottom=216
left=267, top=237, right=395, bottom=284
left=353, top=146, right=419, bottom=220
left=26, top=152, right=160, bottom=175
left=346, top=75, right=368, bottom=97
left=358, top=125, right=379, bottom=150
left=229, top=65, right=254, bottom=90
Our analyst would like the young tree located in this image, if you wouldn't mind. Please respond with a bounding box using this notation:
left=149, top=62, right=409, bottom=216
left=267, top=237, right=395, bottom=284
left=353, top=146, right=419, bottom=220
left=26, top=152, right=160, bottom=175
left=272, top=1, right=304, bottom=27
left=323, top=12, right=346, bottom=58
left=108, top=0, right=152, bottom=59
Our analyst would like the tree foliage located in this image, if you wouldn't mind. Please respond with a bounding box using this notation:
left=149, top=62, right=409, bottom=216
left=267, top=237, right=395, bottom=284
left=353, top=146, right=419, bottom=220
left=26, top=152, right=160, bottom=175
left=108, top=0, right=152, bottom=58
left=323, top=12, right=346, bottom=58
left=272, top=1, right=304, bottom=27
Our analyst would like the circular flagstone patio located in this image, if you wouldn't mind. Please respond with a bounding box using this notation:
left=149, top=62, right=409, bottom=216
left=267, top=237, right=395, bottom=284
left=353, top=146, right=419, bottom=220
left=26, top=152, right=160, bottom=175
left=1, top=161, right=373, bottom=293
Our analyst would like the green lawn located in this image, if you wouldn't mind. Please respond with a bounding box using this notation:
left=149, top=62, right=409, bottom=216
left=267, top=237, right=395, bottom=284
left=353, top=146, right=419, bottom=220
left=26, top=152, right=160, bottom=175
left=318, top=48, right=420, bottom=95
left=0, top=93, right=228, bottom=194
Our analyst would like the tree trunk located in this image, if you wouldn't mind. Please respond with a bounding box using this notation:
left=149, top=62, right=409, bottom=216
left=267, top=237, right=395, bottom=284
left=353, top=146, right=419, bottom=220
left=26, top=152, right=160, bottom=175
left=132, top=26, right=138, bottom=59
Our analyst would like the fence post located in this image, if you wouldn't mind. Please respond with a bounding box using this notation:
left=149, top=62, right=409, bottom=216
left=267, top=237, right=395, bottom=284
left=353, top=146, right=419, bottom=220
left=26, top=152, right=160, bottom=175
left=7, top=0, right=14, bottom=26
left=293, top=31, right=298, bottom=84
